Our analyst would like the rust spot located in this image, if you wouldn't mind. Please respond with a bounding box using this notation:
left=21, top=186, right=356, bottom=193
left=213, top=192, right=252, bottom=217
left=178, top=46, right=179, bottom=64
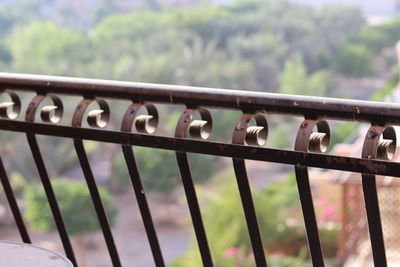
left=350, top=158, right=358, bottom=165
left=360, top=160, right=387, bottom=172
left=334, top=157, right=346, bottom=164
left=359, top=159, right=373, bottom=167
left=218, top=145, right=226, bottom=151
left=168, top=138, right=178, bottom=143
left=326, top=157, right=332, bottom=164
left=301, top=121, right=308, bottom=128
left=251, top=148, right=257, bottom=154
left=377, top=164, right=386, bottom=171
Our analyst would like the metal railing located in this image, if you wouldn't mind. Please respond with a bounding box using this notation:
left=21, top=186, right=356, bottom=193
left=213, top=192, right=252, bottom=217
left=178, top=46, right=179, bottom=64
left=0, top=72, right=399, bottom=267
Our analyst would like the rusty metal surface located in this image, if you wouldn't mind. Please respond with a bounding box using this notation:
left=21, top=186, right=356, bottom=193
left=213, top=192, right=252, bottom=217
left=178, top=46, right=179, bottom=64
left=175, top=108, right=214, bottom=267
left=0, top=157, right=30, bottom=243
left=0, top=73, right=399, bottom=267
left=121, top=103, right=165, bottom=267
left=1, top=72, right=400, bottom=124
left=25, top=94, right=77, bottom=266
left=0, top=119, right=396, bottom=177
left=232, top=112, right=268, bottom=267
left=360, top=125, right=397, bottom=266
left=72, top=97, right=121, bottom=267
left=294, top=119, right=330, bottom=266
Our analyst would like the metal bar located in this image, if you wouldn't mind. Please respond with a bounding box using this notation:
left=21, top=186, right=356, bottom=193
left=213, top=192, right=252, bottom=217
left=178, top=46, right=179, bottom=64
left=362, top=174, right=387, bottom=266
left=294, top=166, right=324, bottom=266
left=122, top=146, right=165, bottom=267
left=1, top=72, right=400, bottom=124
left=294, top=120, right=325, bottom=266
left=0, top=155, right=31, bottom=243
left=26, top=134, right=77, bottom=266
left=361, top=126, right=388, bottom=266
left=73, top=140, right=121, bottom=267
left=176, top=152, right=214, bottom=266
left=0, top=120, right=398, bottom=177
left=232, top=158, right=267, bottom=266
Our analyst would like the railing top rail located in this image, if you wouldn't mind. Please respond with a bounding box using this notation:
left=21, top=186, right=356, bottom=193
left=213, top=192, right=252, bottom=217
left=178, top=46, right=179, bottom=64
left=0, top=72, right=399, bottom=124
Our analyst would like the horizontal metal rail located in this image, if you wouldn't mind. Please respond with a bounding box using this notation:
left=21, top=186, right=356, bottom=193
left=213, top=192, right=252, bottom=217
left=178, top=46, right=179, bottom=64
left=0, top=72, right=397, bottom=267
left=0, top=72, right=400, bottom=124
left=0, top=119, right=397, bottom=177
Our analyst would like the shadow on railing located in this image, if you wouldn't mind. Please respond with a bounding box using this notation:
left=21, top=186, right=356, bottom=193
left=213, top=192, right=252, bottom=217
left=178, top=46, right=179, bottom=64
left=0, top=72, right=399, bottom=267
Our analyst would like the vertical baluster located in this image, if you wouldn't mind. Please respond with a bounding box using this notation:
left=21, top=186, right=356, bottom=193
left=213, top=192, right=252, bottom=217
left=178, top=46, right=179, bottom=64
left=0, top=91, right=30, bottom=243
left=231, top=113, right=268, bottom=267
left=0, top=155, right=30, bottom=243
left=72, top=98, right=121, bottom=267
left=175, top=108, right=214, bottom=267
left=26, top=94, right=77, bottom=266
left=121, top=103, right=165, bottom=267
left=361, top=125, right=394, bottom=266
left=294, top=119, right=328, bottom=267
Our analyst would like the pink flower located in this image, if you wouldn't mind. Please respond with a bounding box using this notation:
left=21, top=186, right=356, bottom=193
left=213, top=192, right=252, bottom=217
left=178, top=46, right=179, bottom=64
left=223, top=247, right=239, bottom=258
left=324, top=207, right=335, bottom=218
left=272, top=251, right=283, bottom=258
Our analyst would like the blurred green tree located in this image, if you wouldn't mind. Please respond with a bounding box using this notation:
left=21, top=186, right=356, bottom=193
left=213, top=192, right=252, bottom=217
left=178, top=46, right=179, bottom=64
left=24, top=178, right=117, bottom=267
left=6, top=21, right=85, bottom=75
left=279, top=55, right=331, bottom=96
left=171, top=171, right=338, bottom=266
left=334, top=43, right=375, bottom=77
left=113, top=147, right=216, bottom=194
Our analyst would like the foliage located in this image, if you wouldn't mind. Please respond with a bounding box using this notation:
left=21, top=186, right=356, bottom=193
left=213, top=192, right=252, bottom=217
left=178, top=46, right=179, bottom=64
left=6, top=21, right=84, bottom=75
left=330, top=122, right=358, bottom=148
left=1, top=0, right=365, bottom=91
left=334, top=43, right=375, bottom=77
left=279, top=55, right=332, bottom=96
left=24, top=178, right=117, bottom=235
left=369, top=70, right=399, bottom=101
left=9, top=172, right=27, bottom=196
left=171, top=171, right=339, bottom=266
left=334, top=15, right=400, bottom=77
left=113, top=147, right=216, bottom=194
left=348, top=16, right=400, bottom=54
left=331, top=71, right=399, bottom=147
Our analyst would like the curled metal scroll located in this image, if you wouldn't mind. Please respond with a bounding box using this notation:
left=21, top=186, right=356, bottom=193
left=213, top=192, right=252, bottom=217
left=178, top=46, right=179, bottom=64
left=72, top=97, right=121, bottom=267
left=120, top=102, right=165, bottom=267
left=175, top=107, right=214, bottom=267
left=26, top=94, right=63, bottom=123
left=0, top=90, right=30, bottom=243
left=25, top=94, right=76, bottom=266
left=0, top=90, right=21, bottom=120
left=121, top=103, right=159, bottom=134
left=175, top=108, right=212, bottom=140
left=361, top=125, right=396, bottom=267
left=72, top=98, right=109, bottom=128
left=232, top=112, right=268, bottom=267
left=294, top=119, right=329, bottom=267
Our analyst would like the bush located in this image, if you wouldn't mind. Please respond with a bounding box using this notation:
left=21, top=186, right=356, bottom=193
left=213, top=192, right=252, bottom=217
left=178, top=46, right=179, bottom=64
left=113, top=147, right=217, bottom=194
left=24, top=178, right=116, bottom=235
left=334, top=43, right=375, bottom=77
left=171, top=171, right=339, bottom=266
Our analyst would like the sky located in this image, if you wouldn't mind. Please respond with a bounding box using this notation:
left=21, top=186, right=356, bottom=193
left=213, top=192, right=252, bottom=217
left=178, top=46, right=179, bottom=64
left=290, top=0, right=397, bottom=18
